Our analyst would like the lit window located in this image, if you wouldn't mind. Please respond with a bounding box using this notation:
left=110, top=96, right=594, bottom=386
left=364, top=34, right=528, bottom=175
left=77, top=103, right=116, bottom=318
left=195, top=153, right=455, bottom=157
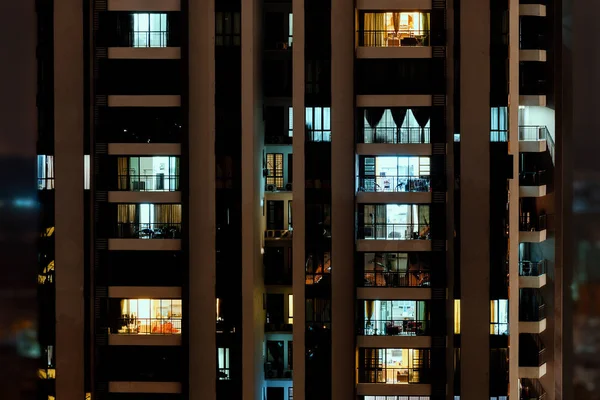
left=218, top=347, right=230, bottom=380
left=490, top=299, right=508, bottom=335
left=132, top=13, right=168, bottom=47
left=266, top=153, right=284, bottom=189
left=454, top=300, right=460, bottom=334
left=37, top=155, right=54, bottom=190
left=288, top=14, right=293, bottom=47
left=305, top=107, right=331, bottom=142
left=84, top=155, right=90, bottom=190
left=118, top=299, right=182, bottom=334
left=38, top=368, right=56, bottom=379
left=288, top=107, right=294, bottom=137
left=288, top=294, right=294, bottom=324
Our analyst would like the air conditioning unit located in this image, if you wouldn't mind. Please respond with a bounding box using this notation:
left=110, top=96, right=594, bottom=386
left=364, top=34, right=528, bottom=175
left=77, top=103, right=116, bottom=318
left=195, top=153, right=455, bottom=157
left=267, top=184, right=275, bottom=191
left=285, top=183, right=292, bottom=191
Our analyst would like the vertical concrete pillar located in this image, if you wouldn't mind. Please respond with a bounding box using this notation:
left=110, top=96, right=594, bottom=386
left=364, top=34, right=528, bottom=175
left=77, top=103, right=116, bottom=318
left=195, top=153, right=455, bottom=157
left=292, top=0, right=306, bottom=397
left=330, top=0, right=355, bottom=400
left=507, top=0, right=520, bottom=397
left=460, top=0, right=490, bottom=398
left=54, top=0, right=85, bottom=398
left=188, top=0, right=216, bottom=398
left=241, top=0, right=265, bottom=398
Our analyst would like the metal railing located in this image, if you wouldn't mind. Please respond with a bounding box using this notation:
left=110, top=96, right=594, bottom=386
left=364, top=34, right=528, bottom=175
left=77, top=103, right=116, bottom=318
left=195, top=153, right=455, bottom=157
left=118, top=175, right=180, bottom=191
left=358, top=223, right=431, bottom=240
left=111, top=317, right=182, bottom=334
left=357, top=176, right=431, bottom=193
left=358, top=367, right=430, bottom=384
left=519, top=260, right=547, bottom=277
left=358, top=30, right=431, bottom=47
left=520, top=378, right=547, bottom=400
left=519, top=170, right=547, bottom=186
left=218, top=368, right=231, bottom=380
left=361, top=270, right=430, bottom=287
left=264, top=366, right=293, bottom=379
left=362, top=127, right=430, bottom=144
left=520, top=303, right=546, bottom=322
left=519, top=214, right=547, bottom=231
left=490, top=130, right=508, bottom=142
left=127, top=31, right=170, bottom=48
left=519, top=125, right=548, bottom=141
left=264, top=323, right=293, bottom=332
left=546, top=132, right=555, bottom=164
left=490, top=322, right=509, bottom=335
left=38, top=178, right=55, bottom=190
left=264, top=229, right=293, bottom=239
left=359, top=319, right=429, bottom=336
left=116, top=222, right=182, bottom=239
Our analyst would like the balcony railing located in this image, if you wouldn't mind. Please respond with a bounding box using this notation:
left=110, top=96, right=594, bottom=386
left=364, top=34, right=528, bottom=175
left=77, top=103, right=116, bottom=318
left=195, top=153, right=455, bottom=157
left=117, top=175, right=180, bottom=191
left=38, top=178, right=55, bottom=190
left=361, top=270, right=430, bottom=288
left=520, top=304, right=546, bottom=322
left=119, top=31, right=172, bottom=48
left=111, top=317, right=181, bottom=334
left=357, top=176, right=431, bottom=193
left=520, top=378, right=547, bottom=400
left=359, top=319, right=429, bottom=336
left=358, top=223, right=431, bottom=240
left=357, top=30, right=431, bottom=47
left=116, top=222, right=182, bottom=239
left=519, top=170, right=547, bottom=186
left=519, top=215, right=547, bottom=231
left=490, top=130, right=508, bottom=142
left=519, top=260, right=547, bottom=277
left=519, top=125, right=548, bottom=141
left=264, top=229, right=293, bottom=240
left=358, top=367, right=430, bottom=384
left=264, top=323, right=293, bottom=332
left=265, top=365, right=293, bottom=379
left=362, top=127, right=430, bottom=144
left=520, top=334, right=547, bottom=367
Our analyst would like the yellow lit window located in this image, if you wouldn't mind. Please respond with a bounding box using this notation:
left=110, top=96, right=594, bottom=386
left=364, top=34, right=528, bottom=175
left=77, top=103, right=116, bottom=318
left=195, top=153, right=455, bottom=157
left=38, top=368, right=56, bottom=379
left=288, top=294, right=293, bottom=324
left=454, top=300, right=460, bottom=334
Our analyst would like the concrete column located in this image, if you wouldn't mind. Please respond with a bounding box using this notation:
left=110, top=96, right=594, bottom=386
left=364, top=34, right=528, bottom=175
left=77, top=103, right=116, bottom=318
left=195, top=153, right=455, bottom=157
left=507, top=0, right=520, bottom=397
left=292, top=0, right=306, bottom=397
left=188, top=0, right=216, bottom=398
left=54, top=0, right=85, bottom=398
left=330, top=1, right=355, bottom=400
left=460, top=0, right=490, bottom=398
left=241, top=0, right=265, bottom=398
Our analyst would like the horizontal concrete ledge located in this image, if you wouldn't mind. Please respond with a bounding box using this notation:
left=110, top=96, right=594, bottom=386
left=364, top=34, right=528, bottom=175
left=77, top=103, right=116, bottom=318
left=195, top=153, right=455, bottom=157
left=518, top=140, right=546, bottom=153
left=518, top=364, right=547, bottom=379
left=357, top=0, right=431, bottom=10
left=519, top=95, right=546, bottom=107
left=357, top=143, right=433, bottom=156
left=108, top=47, right=181, bottom=59
left=519, top=229, right=547, bottom=243
left=108, top=95, right=181, bottom=107
left=108, top=238, right=182, bottom=251
left=108, top=191, right=181, bottom=203
left=519, top=274, right=547, bottom=289
left=357, top=46, right=432, bottom=59
left=357, top=95, right=432, bottom=108
left=108, top=286, right=181, bottom=298
left=356, top=383, right=431, bottom=396
left=519, top=4, right=546, bottom=16
left=109, top=334, right=182, bottom=346
left=357, top=287, right=433, bottom=300
left=519, top=318, right=547, bottom=334
left=356, top=192, right=432, bottom=204
left=357, top=239, right=432, bottom=252
left=108, top=0, right=180, bottom=11
left=109, top=381, right=182, bottom=393
left=357, top=335, right=432, bottom=348
left=520, top=49, right=547, bottom=62
left=108, top=143, right=181, bottom=155
left=519, top=185, right=547, bottom=198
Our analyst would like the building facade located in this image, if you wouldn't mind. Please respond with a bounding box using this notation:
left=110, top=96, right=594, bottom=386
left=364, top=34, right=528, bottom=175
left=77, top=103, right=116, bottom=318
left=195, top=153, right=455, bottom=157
left=37, top=0, right=565, bottom=399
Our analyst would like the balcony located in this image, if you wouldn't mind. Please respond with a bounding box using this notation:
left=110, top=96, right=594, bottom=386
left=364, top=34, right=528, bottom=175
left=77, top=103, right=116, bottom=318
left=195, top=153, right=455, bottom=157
left=519, top=215, right=547, bottom=243
left=357, top=223, right=431, bottom=253
left=108, top=32, right=181, bottom=59
left=357, top=30, right=431, bottom=59
left=519, top=303, right=547, bottom=334
left=519, top=335, right=547, bottom=379
left=38, top=177, right=55, bottom=191
left=519, top=125, right=548, bottom=152
left=265, top=323, right=293, bottom=333
left=357, top=175, right=431, bottom=204
left=107, top=0, right=181, bottom=12
left=108, top=317, right=182, bottom=345
left=519, top=170, right=547, bottom=198
left=520, top=378, right=547, bottom=400
left=264, top=229, right=293, bottom=241
left=519, top=260, right=547, bottom=289
left=360, top=270, right=430, bottom=288
left=265, top=364, right=293, bottom=380
left=361, top=127, right=430, bottom=145
left=116, top=174, right=180, bottom=191
left=109, top=223, right=181, bottom=251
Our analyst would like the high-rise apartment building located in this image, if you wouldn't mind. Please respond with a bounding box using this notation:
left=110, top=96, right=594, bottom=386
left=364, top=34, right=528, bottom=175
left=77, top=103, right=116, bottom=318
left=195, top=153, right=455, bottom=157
left=36, top=0, right=566, bottom=399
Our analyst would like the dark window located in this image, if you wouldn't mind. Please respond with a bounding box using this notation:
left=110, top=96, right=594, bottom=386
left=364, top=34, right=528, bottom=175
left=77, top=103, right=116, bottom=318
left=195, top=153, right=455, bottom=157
left=216, top=12, right=241, bottom=46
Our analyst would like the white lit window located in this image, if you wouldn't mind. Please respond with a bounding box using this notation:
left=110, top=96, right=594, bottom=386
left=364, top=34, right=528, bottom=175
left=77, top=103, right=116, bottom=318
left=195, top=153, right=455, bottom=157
left=84, top=155, right=90, bottom=190
left=305, top=107, right=331, bottom=142
left=133, top=13, right=168, bottom=47
left=288, top=107, right=294, bottom=137
left=288, top=294, right=294, bottom=324
left=288, top=14, right=293, bottom=47
left=218, top=347, right=230, bottom=380
left=37, top=155, right=54, bottom=190
left=490, top=299, right=508, bottom=335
